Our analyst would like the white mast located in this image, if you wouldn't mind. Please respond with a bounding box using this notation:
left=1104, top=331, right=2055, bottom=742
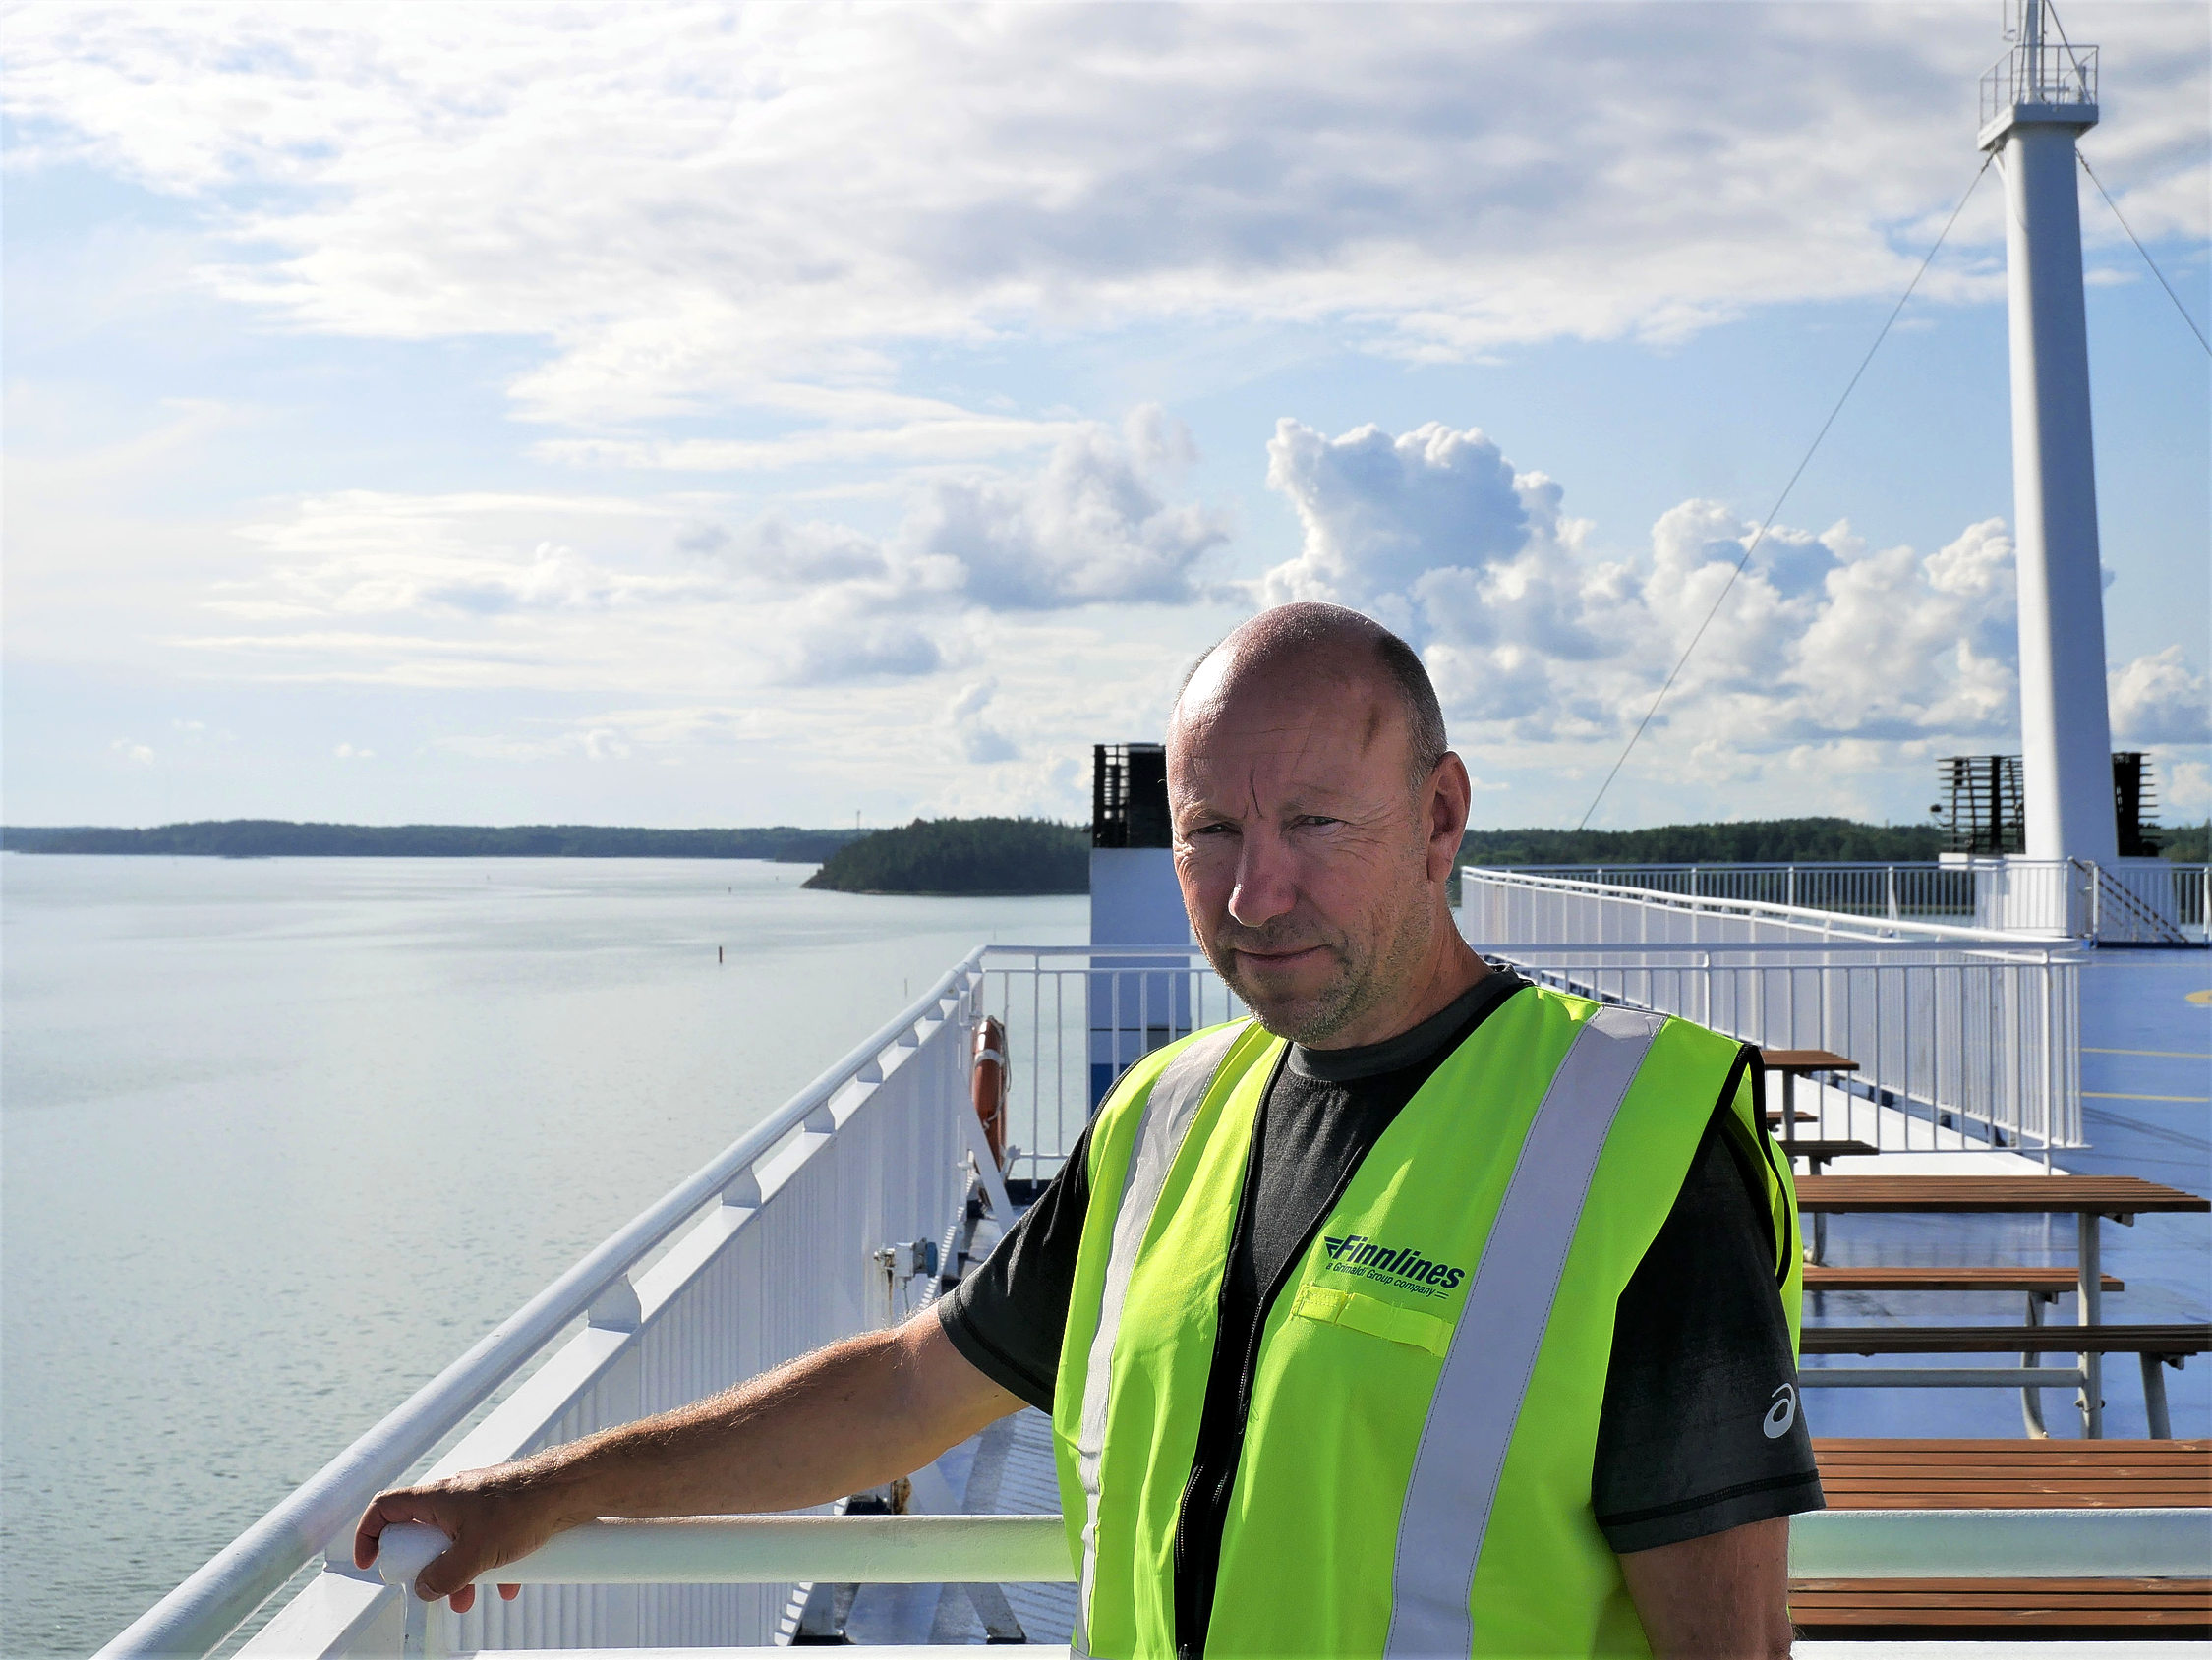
left=1980, top=0, right=2116, bottom=863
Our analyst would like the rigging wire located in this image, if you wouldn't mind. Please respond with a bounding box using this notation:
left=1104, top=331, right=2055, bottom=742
left=1572, top=154, right=1994, bottom=832
left=2078, top=151, right=2212, bottom=359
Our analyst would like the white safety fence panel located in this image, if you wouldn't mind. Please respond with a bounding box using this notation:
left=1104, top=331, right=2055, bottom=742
left=1481, top=859, right=2207, bottom=944
left=978, top=947, right=1247, bottom=1187
left=132, top=969, right=992, bottom=1660
left=1460, top=871, right=2080, bottom=1155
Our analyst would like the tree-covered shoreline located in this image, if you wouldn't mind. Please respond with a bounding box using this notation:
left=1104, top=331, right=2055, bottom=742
left=803, top=817, right=1088, bottom=894
left=7, top=814, right=2198, bottom=886
left=0, top=821, right=862, bottom=862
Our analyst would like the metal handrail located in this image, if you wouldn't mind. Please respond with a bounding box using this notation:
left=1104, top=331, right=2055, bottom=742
left=1464, top=867, right=2039, bottom=944
left=97, top=952, right=989, bottom=1660
left=368, top=1507, right=2209, bottom=1592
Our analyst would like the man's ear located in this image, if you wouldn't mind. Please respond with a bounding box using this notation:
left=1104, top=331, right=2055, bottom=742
left=1426, top=753, right=1472, bottom=883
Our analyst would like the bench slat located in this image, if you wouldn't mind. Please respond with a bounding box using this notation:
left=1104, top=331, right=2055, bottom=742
left=1804, top=1266, right=2123, bottom=1292
left=1814, top=1438, right=2212, bottom=1510
left=1803, top=1322, right=2209, bottom=1355
left=1789, top=1578, right=2211, bottom=1632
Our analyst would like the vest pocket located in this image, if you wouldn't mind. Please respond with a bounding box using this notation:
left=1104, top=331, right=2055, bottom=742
left=1290, top=1286, right=1453, bottom=1357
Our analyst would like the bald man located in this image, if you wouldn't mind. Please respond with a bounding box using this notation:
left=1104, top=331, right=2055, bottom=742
left=359, top=604, right=1818, bottom=1659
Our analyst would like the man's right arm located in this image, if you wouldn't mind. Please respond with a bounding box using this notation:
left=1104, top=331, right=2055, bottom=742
left=354, top=1306, right=1021, bottom=1610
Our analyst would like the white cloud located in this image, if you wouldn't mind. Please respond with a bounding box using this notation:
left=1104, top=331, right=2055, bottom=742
left=1261, top=418, right=2031, bottom=785
left=900, top=410, right=1230, bottom=611
left=332, top=742, right=375, bottom=760
left=2112, top=645, right=2212, bottom=746
left=7, top=5, right=2202, bottom=432
left=110, top=738, right=154, bottom=765
left=2166, top=760, right=2211, bottom=820
left=947, top=679, right=1019, bottom=766
left=178, top=412, right=1227, bottom=692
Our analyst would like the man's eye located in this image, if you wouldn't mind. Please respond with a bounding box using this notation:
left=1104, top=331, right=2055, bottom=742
left=1298, top=816, right=1340, bottom=829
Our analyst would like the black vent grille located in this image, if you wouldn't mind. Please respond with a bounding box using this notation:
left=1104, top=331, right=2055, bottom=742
left=1938, top=755, right=2025, bottom=856
left=1092, top=743, right=1170, bottom=848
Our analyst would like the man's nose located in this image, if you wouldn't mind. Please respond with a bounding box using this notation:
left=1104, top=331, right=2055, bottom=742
left=1227, top=830, right=1297, bottom=930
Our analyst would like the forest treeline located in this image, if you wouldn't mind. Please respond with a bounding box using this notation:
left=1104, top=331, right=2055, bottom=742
left=1458, top=817, right=1946, bottom=866
left=7, top=814, right=2200, bottom=881
left=0, top=821, right=861, bottom=861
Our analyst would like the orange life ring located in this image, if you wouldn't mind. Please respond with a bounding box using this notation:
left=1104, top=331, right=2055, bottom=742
left=972, top=1016, right=1010, bottom=1172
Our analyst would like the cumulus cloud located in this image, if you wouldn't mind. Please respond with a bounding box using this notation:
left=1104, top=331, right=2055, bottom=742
left=902, top=411, right=1229, bottom=611
left=2112, top=646, right=2212, bottom=746
left=7, top=6, right=2202, bottom=429
left=1261, top=418, right=2031, bottom=776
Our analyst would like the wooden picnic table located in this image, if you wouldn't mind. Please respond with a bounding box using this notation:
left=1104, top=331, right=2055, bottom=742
left=1794, top=1174, right=2209, bottom=1438
left=1794, top=1174, right=2211, bottom=1219
left=1759, top=1048, right=1854, bottom=1147
left=1794, top=1439, right=2212, bottom=1639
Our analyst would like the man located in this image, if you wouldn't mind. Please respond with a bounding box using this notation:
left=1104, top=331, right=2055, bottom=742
left=359, top=602, right=1818, bottom=1658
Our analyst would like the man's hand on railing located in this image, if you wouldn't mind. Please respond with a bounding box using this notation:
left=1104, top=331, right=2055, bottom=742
left=352, top=1307, right=1022, bottom=1613
left=355, top=1460, right=578, bottom=1611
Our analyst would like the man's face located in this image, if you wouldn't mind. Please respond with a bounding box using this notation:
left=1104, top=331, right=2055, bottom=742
left=1169, top=660, right=1437, bottom=1047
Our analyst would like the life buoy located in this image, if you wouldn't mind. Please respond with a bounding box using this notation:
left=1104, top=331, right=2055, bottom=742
left=972, top=1016, right=1010, bottom=1172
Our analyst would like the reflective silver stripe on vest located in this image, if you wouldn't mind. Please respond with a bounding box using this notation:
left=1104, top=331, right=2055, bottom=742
left=1072, top=1022, right=1248, bottom=1656
left=1383, top=1004, right=1664, bottom=1659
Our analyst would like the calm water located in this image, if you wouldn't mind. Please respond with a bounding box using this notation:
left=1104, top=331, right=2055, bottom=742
left=0, top=856, right=1083, bottom=1658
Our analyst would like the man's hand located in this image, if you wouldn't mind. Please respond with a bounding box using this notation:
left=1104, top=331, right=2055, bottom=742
left=353, top=1306, right=1019, bottom=1611
left=1619, top=1516, right=1794, bottom=1659
left=354, top=1461, right=574, bottom=1611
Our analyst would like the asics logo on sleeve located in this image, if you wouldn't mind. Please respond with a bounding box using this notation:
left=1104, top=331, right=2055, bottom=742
left=1762, top=1383, right=1797, bottom=1439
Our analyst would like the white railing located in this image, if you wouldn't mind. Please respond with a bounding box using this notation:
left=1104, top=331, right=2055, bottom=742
left=1982, top=35, right=2098, bottom=127
left=1461, top=871, right=2081, bottom=1156
left=357, top=1507, right=2210, bottom=1659
left=2084, top=859, right=2208, bottom=945
left=979, top=945, right=1249, bottom=1185
left=1483, top=860, right=2208, bottom=944
left=103, top=955, right=1002, bottom=1660
left=110, top=929, right=2108, bottom=1656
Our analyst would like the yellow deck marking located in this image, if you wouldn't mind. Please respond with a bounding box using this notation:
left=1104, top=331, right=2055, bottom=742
left=2186, top=989, right=2212, bottom=1006
left=2083, top=1091, right=2210, bottom=1103
left=2083, top=1047, right=2212, bottom=1059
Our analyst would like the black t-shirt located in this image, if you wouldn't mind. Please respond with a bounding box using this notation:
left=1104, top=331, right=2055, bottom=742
left=941, top=972, right=1822, bottom=1653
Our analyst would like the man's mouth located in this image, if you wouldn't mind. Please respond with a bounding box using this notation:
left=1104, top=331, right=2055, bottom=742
left=1233, top=944, right=1327, bottom=971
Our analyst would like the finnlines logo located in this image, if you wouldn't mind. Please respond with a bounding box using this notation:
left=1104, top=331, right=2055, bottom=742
left=1321, top=1234, right=1467, bottom=1297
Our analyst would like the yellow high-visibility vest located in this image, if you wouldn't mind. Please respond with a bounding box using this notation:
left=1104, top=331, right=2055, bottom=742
left=1051, top=985, right=1800, bottom=1658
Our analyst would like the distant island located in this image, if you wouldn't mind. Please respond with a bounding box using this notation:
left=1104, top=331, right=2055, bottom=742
left=804, top=817, right=1088, bottom=895
left=0, top=821, right=863, bottom=862
left=7, top=814, right=2199, bottom=886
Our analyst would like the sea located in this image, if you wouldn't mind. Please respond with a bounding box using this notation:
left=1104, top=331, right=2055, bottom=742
left=0, top=855, right=1084, bottom=1659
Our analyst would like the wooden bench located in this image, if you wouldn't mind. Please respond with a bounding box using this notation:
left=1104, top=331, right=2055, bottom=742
left=1794, top=1439, right=2212, bottom=1640
left=1802, top=1324, right=2212, bottom=1439
left=1788, top=1577, right=2210, bottom=1638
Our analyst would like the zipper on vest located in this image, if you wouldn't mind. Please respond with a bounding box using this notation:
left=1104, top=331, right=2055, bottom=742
left=1171, top=1055, right=1370, bottom=1660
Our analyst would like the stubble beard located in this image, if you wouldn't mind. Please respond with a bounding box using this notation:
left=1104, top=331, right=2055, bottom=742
left=1205, top=918, right=1375, bottom=1047
left=1207, top=888, right=1432, bottom=1049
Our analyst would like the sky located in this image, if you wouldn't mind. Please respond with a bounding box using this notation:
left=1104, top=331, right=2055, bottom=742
left=4, top=1, right=2207, bottom=833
